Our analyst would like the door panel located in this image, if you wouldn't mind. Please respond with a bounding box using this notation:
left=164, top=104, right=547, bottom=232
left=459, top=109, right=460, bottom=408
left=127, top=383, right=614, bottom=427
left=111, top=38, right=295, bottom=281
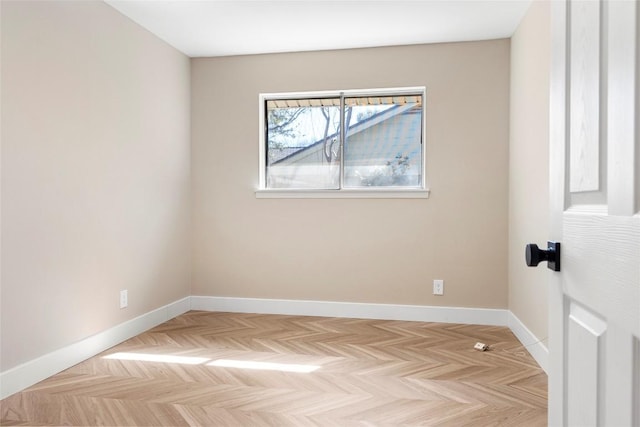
left=567, top=302, right=606, bottom=426
left=550, top=0, right=640, bottom=426
left=634, top=338, right=640, bottom=425
left=569, top=0, right=601, bottom=193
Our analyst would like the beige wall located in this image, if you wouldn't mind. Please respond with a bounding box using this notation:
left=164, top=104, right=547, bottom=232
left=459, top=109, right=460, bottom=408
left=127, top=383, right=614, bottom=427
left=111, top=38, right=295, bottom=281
left=1, top=1, right=191, bottom=371
left=192, top=40, right=510, bottom=308
left=508, top=0, right=551, bottom=342
left=1, top=0, right=545, bottom=374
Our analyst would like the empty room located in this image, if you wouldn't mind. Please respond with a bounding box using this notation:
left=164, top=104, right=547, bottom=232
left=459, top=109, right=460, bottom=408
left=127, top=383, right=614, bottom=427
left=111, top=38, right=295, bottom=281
left=1, top=0, right=638, bottom=425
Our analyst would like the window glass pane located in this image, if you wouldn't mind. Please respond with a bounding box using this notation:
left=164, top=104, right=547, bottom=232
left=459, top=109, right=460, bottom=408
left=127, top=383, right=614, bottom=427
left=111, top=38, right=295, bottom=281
left=266, top=98, right=341, bottom=189
left=343, top=95, right=422, bottom=188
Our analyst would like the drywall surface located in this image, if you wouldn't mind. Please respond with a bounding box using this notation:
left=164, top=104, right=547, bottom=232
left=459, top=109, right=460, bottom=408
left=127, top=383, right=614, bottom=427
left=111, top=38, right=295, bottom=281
left=191, top=40, right=510, bottom=308
left=1, top=0, right=191, bottom=371
left=509, top=0, right=551, bottom=343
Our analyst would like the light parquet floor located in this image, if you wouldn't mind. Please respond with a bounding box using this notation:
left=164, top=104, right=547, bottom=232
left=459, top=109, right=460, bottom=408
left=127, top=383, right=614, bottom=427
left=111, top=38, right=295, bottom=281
left=1, top=311, right=547, bottom=426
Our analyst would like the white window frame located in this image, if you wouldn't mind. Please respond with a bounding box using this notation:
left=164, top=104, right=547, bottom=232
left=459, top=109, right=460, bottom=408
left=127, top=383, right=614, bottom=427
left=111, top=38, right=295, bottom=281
left=256, top=87, right=429, bottom=199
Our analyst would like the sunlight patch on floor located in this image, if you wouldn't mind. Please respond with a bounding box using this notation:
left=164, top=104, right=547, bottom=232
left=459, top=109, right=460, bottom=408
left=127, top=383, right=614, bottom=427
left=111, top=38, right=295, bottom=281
left=104, top=352, right=210, bottom=365
left=103, top=352, right=321, bottom=373
left=208, top=359, right=320, bottom=373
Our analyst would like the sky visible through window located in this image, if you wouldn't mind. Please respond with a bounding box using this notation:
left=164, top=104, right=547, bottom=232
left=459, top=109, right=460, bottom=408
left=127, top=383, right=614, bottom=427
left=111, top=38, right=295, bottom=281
left=269, top=105, right=393, bottom=149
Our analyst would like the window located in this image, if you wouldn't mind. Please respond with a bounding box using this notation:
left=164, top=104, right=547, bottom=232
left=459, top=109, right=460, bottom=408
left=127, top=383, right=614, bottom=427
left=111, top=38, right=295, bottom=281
left=257, top=87, right=428, bottom=198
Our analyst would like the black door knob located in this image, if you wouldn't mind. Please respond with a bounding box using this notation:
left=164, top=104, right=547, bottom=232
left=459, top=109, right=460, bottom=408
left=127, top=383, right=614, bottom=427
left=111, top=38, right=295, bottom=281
left=525, top=242, right=561, bottom=271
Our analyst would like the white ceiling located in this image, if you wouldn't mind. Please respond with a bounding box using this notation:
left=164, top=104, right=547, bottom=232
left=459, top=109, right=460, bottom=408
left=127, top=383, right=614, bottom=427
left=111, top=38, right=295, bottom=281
left=105, top=0, right=532, bottom=58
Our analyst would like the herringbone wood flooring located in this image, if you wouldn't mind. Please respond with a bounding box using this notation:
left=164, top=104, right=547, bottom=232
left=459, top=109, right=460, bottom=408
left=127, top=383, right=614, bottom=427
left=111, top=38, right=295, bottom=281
left=1, top=311, right=547, bottom=426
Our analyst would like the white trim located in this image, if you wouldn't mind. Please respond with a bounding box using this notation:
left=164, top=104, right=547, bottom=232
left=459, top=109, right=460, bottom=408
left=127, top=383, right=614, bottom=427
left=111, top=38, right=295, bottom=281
left=1, top=296, right=548, bottom=399
left=258, top=93, right=267, bottom=189
left=192, top=297, right=547, bottom=372
left=191, top=296, right=508, bottom=326
left=255, top=188, right=430, bottom=199
left=260, top=86, right=427, bottom=102
left=508, top=311, right=549, bottom=373
left=0, top=297, right=191, bottom=400
left=259, top=86, right=428, bottom=193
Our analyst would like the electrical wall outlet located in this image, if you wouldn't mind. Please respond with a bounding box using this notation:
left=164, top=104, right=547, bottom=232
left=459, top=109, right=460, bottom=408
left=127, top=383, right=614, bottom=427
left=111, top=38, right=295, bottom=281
left=433, top=279, right=444, bottom=295
left=120, top=290, right=128, bottom=309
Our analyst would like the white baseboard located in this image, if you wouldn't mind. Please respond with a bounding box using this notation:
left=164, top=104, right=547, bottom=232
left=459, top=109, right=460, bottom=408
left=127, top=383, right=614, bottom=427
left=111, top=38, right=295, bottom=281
left=192, top=296, right=547, bottom=372
left=1, top=295, right=548, bottom=400
left=0, top=296, right=191, bottom=400
left=507, top=311, right=549, bottom=373
left=191, top=296, right=509, bottom=326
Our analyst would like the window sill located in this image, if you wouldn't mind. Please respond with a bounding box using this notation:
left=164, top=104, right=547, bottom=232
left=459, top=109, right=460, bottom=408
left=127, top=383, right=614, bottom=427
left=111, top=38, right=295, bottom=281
left=255, top=188, right=430, bottom=199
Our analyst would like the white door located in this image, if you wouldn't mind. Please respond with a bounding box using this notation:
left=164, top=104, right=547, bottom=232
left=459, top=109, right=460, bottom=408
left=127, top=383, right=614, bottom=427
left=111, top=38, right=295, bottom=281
left=549, top=0, right=640, bottom=426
